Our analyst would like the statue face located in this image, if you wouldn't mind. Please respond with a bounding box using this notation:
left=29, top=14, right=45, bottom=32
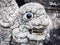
left=14, top=3, right=52, bottom=41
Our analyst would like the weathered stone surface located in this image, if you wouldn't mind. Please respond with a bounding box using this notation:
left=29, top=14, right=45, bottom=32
left=0, top=0, right=19, bottom=45
left=0, top=0, right=60, bottom=45
left=12, top=3, right=53, bottom=45
left=0, top=0, right=19, bottom=27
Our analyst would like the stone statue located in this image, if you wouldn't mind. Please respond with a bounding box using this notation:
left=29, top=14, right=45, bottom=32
left=0, top=0, right=19, bottom=45
left=0, top=0, right=60, bottom=45
left=12, top=3, right=53, bottom=45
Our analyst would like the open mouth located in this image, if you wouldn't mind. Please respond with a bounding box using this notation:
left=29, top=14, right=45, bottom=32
left=28, top=28, right=45, bottom=35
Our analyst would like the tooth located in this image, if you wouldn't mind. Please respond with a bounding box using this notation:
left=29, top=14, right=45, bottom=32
left=32, top=30, right=33, bottom=33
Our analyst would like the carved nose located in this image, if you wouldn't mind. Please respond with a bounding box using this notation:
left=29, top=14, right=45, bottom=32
left=30, top=17, right=49, bottom=26
left=33, top=21, right=41, bottom=26
left=31, top=18, right=41, bottom=26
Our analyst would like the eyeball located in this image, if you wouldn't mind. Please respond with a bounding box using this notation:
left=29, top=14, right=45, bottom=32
left=26, top=13, right=32, bottom=18
left=23, top=12, right=33, bottom=21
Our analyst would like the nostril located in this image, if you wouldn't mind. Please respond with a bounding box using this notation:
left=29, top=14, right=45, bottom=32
left=39, top=16, right=50, bottom=26
left=31, top=18, right=42, bottom=26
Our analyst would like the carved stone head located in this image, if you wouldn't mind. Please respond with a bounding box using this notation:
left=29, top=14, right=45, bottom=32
left=13, top=3, right=53, bottom=43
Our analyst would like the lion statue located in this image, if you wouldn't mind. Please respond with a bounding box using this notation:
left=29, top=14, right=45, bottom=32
left=12, top=3, right=53, bottom=45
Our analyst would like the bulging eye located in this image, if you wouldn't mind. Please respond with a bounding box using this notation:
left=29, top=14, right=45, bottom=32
left=23, top=12, right=33, bottom=21
left=26, top=13, right=32, bottom=18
